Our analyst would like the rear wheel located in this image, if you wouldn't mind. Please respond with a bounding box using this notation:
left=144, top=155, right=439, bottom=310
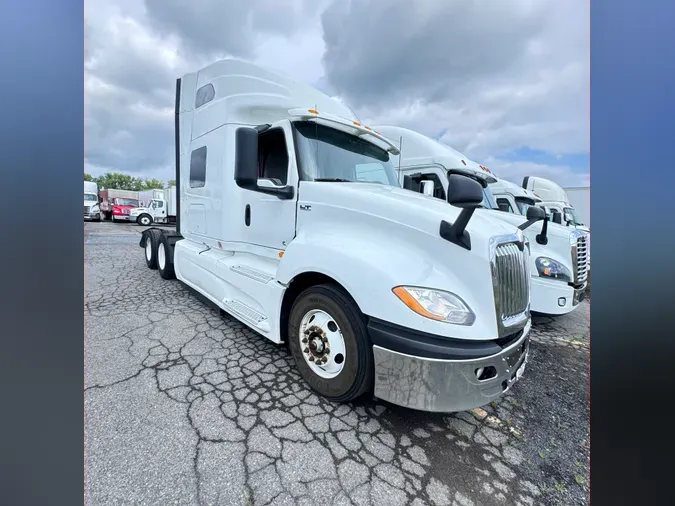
left=144, top=229, right=161, bottom=269
left=157, top=235, right=176, bottom=280
left=288, top=284, right=373, bottom=402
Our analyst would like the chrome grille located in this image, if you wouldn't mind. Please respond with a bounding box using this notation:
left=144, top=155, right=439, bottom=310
left=494, top=243, right=529, bottom=319
left=84, top=206, right=90, bottom=215
left=571, top=233, right=588, bottom=285
left=490, top=234, right=530, bottom=337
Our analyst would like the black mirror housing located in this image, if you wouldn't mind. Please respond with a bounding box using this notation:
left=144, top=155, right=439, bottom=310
left=446, top=174, right=484, bottom=208
left=234, top=127, right=259, bottom=189
left=526, top=205, right=546, bottom=221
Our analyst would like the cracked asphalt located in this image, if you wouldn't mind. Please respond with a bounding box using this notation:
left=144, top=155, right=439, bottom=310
left=85, top=221, right=590, bottom=506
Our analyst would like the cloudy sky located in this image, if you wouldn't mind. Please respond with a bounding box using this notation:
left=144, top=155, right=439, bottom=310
left=85, top=0, right=589, bottom=187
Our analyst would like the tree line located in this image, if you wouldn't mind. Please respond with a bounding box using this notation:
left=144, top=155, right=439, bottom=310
left=84, top=172, right=176, bottom=191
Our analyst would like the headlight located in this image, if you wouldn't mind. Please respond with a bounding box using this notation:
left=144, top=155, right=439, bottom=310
left=392, top=286, right=475, bottom=325
left=535, top=257, right=571, bottom=282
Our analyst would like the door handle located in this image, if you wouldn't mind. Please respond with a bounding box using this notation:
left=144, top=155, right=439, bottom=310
left=245, top=204, right=251, bottom=226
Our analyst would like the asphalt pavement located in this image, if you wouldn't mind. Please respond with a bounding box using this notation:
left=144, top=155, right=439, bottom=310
left=85, top=221, right=589, bottom=506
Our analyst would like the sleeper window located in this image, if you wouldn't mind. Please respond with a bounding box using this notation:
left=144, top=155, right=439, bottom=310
left=190, top=146, right=207, bottom=188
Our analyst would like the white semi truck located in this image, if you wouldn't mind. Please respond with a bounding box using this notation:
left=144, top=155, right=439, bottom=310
left=139, top=59, right=533, bottom=413
left=130, top=187, right=177, bottom=226
left=84, top=181, right=101, bottom=221
left=490, top=177, right=591, bottom=284
left=373, top=125, right=588, bottom=316
left=563, top=186, right=590, bottom=229
left=523, top=176, right=589, bottom=233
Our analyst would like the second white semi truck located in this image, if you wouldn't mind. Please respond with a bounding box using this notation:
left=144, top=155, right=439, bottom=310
left=373, top=125, right=588, bottom=316
left=138, top=59, right=533, bottom=413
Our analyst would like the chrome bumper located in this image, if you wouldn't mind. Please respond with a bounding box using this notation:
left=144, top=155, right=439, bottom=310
left=372, top=320, right=531, bottom=413
left=573, top=285, right=587, bottom=306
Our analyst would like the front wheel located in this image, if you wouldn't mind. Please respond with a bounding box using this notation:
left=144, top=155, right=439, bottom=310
left=288, top=284, right=374, bottom=402
left=137, top=214, right=153, bottom=226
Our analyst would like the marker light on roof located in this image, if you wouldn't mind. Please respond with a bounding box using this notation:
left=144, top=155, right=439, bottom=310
left=308, top=109, right=318, bottom=114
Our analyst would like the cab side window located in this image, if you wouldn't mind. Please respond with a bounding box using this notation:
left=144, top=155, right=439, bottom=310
left=550, top=208, right=563, bottom=224
left=258, top=129, right=289, bottom=185
left=496, top=198, right=513, bottom=213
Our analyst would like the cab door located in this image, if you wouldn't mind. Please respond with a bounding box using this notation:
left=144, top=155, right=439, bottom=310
left=151, top=199, right=167, bottom=221
left=241, top=121, right=299, bottom=252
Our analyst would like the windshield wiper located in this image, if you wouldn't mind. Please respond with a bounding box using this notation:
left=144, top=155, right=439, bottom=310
left=314, top=178, right=353, bottom=182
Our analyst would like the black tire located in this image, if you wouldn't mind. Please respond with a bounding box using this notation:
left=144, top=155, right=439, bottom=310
left=288, top=284, right=373, bottom=402
left=137, top=214, right=153, bottom=226
left=157, top=234, right=176, bottom=280
left=143, top=229, right=162, bottom=270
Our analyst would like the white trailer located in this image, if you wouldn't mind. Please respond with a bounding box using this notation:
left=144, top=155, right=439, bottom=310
left=373, top=125, right=589, bottom=316
left=138, top=59, right=532, bottom=413
left=84, top=181, right=101, bottom=221
left=130, top=186, right=177, bottom=226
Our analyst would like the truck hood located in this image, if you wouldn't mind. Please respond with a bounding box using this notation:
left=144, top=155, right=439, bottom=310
left=129, top=206, right=149, bottom=214
left=299, top=182, right=519, bottom=243
left=84, top=201, right=99, bottom=207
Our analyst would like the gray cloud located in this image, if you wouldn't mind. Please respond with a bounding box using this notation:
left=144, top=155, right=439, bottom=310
left=144, top=0, right=321, bottom=58
left=84, top=0, right=588, bottom=187
left=321, top=0, right=550, bottom=107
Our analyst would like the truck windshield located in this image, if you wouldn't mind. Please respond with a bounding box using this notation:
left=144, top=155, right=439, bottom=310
left=293, top=121, right=399, bottom=186
left=481, top=185, right=498, bottom=209
left=84, top=194, right=97, bottom=202
left=116, top=199, right=139, bottom=207
left=564, top=207, right=584, bottom=226
left=514, top=197, right=536, bottom=215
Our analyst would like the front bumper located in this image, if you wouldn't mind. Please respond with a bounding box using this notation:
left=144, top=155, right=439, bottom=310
left=531, top=277, right=585, bottom=315
left=84, top=213, right=100, bottom=220
left=113, top=214, right=132, bottom=221
left=369, top=318, right=531, bottom=413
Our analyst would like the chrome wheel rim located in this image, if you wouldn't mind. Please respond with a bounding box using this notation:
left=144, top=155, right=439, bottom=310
left=298, top=309, right=346, bottom=379
left=145, top=240, right=152, bottom=261
left=158, top=242, right=166, bottom=270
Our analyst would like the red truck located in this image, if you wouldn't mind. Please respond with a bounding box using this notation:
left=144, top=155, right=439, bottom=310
left=99, top=189, right=140, bottom=222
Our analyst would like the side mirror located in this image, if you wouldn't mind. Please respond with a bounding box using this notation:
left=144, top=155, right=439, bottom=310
left=421, top=180, right=434, bottom=196
left=520, top=204, right=549, bottom=245
left=234, top=127, right=259, bottom=189
left=446, top=174, right=483, bottom=208
left=526, top=206, right=546, bottom=221
left=439, top=175, right=484, bottom=251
